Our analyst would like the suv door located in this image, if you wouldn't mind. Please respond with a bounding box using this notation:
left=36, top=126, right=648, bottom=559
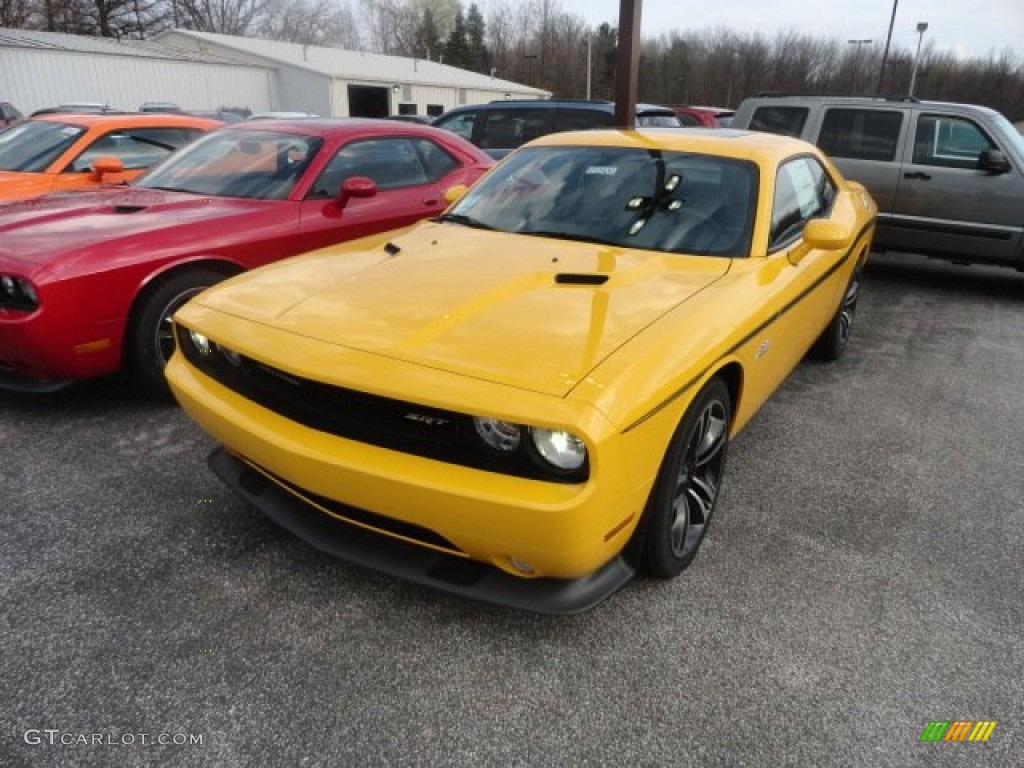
left=815, top=106, right=908, bottom=214
left=888, top=109, right=1024, bottom=263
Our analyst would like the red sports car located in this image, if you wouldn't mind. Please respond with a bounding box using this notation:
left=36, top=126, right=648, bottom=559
left=0, top=119, right=493, bottom=392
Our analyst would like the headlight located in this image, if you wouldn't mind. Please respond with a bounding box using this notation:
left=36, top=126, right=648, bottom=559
left=0, top=274, right=39, bottom=311
left=531, top=428, right=587, bottom=470
left=188, top=329, right=214, bottom=356
left=473, top=416, right=521, bottom=451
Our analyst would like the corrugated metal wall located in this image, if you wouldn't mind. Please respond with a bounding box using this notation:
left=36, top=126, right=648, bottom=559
left=276, top=65, right=332, bottom=115
left=329, top=82, right=546, bottom=119
left=0, top=47, right=271, bottom=114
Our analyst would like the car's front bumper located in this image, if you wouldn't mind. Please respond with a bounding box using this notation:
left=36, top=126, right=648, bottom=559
left=209, top=446, right=635, bottom=614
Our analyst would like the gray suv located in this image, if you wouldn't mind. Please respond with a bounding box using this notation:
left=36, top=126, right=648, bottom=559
left=732, top=95, right=1024, bottom=269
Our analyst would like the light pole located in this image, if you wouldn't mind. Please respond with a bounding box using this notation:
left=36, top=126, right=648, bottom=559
left=522, top=54, right=538, bottom=85
left=876, top=0, right=898, bottom=95
left=909, top=22, right=928, bottom=96
left=848, top=39, right=872, bottom=93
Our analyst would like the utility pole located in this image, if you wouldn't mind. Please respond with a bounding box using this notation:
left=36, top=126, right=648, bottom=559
left=613, top=0, right=642, bottom=129
left=876, top=0, right=898, bottom=95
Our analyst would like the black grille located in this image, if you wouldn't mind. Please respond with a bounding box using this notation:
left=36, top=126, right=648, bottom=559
left=177, top=326, right=588, bottom=483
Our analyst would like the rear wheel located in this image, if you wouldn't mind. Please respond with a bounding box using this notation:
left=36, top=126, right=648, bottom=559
left=639, top=376, right=731, bottom=579
left=129, top=268, right=224, bottom=392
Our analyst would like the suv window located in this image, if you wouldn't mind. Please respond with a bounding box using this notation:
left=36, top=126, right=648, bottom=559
left=912, top=114, right=995, bottom=169
left=554, top=108, right=614, bottom=132
left=749, top=106, right=809, bottom=138
left=770, top=156, right=836, bottom=247
left=818, top=109, right=903, bottom=162
left=477, top=109, right=552, bottom=151
left=434, top=111, right=475, bottom=140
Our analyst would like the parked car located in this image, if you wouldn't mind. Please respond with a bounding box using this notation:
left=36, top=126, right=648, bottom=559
left=433, top=99, right=683, bottom=158
left=0, top=113, right=221, bottom=202
left=1, top=102, right=24, bottom=131
left=167, top=128, right=876, bottom=613
left=30, top=103, right=128, bottom=116
left=0, top=120, right=493, bottom=392
left=732, top=95, right=1024, bottom=268
left=139, top=102, right=183, bottom=113
left=670, top=105, right=736, bottom=128
left=249, top=111, right=319, bottom=120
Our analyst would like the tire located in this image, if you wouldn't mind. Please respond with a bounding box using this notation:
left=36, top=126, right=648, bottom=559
left=129, top=268, right=224, bottom=392
left=639, top=376, right=732, bottom=579
left=811, top=268, right=861, bottom=361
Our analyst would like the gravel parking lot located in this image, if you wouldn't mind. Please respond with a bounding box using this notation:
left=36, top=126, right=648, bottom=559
left=2, top=252, right=1022, bottom=767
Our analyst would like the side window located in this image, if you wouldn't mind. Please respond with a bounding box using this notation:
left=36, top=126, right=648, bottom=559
left=749, top=106, right=809, bottom=138
left=477, top=109, right=553, bottom=150
left=413, top=139, right=459, bottom=182
left=67, top=127, right=202, bottom=172
left=306, top=137, right=429, bottom=199
left=818, top=109, right=903, bottom=161
left=434, top=111, right=476, bottom=141
left=770, top=156, right=837, bottom=248
left=912, top=114, right=996, bottom=169
left=554, top=109, right=613, bottom=132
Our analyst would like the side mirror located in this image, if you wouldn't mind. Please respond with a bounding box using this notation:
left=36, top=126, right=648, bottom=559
left=90, top=156, right=124, bottom=181
left=337, top=176, right=377, bottom=208
left=443, top=184, right=468, bottom=205
left=788, top=218, right=852, bottom=265
left=978, top=148, right=1011, bottom=174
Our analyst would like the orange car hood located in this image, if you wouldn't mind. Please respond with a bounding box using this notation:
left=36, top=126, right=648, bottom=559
left=0, top=171, right=54, bottom=201
left=195, top=222, right=731, bottom=396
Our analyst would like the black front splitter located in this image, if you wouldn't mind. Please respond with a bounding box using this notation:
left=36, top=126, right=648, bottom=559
left=208, top=447, right=635, bottom=615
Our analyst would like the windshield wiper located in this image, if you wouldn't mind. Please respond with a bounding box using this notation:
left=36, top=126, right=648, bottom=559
left=518, top=229, right=623, bottom=248
left=434, top=213, right=496, bottom=230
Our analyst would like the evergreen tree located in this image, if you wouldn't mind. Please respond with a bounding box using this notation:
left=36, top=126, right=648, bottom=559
left=443, top=8, right=469, bottom=68
left=417, top=7, right=442, bottom=60
left=465, top=3, right=489, bottom=74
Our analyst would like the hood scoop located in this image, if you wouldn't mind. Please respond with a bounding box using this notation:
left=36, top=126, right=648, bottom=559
left=113, top=204, right=148, bottom=214
left=555, top=273, right=609, bottom=285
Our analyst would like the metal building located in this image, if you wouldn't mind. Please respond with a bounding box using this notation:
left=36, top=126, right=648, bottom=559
left=155, top=29, right=550, bottom=118
left=0, top=28, right=272, bottom=115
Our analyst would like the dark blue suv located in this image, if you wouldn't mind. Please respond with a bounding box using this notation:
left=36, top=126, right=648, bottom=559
left=433, top=100, right=682, bottom=158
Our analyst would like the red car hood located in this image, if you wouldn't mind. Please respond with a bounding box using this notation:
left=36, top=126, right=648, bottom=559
left=0, top=188, right=287, bottom=277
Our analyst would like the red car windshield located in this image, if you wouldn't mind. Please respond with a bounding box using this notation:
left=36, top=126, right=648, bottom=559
left=135, top=130, right=324, bottom=200
left=0, top=120, right=85, bottom=172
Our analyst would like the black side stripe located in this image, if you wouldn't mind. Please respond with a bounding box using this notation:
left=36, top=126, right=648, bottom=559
left=621, top=219, right=874, bottom=434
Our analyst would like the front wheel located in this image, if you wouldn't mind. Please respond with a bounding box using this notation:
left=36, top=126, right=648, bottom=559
left=811, top=269, right=860, bottom=361
left=639, top=376, right=732, bottom=579
left=129, top=268, right=224, bottom=392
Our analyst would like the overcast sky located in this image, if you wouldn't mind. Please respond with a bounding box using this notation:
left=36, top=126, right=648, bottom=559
left=549, top=0, right=1023, bottom=59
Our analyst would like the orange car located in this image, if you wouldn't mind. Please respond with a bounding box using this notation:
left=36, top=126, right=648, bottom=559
left=0, top=113, right=221, bottom=201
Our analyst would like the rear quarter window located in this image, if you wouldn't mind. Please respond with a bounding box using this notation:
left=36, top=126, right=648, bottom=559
left=817, top=109, right=903, bottom=161
left=749, top=106, right=809, bottom=138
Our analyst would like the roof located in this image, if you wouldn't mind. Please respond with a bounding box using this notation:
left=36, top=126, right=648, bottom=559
left=217, top=116, right=477, bottom=140
left=33, top=112, right=223, bottom=129
left=533, top=127, right=818, bottom=163
left=0, top=26, right=264, bottom=67
left=157, top=29, right=550, bottom=97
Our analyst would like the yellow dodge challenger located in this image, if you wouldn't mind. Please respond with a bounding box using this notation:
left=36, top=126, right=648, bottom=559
left=167, top=128, right=876, bottom=614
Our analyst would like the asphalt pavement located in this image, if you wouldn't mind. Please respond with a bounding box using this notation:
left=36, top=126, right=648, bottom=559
left=1, top=252, right=1022, bottom=767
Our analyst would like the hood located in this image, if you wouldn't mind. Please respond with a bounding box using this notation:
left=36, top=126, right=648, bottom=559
left=0, top=188, right=281, bottom=273
left=196, top=222, right=730, bottom=396
left=0, top=171, right=55, bottom=201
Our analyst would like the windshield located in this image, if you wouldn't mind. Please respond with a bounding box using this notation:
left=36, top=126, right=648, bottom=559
left=444, top=145, right=758, bottom=257
left=0, top=120, right=85, bottom=172
left=134, top=130, right=323, bottom=199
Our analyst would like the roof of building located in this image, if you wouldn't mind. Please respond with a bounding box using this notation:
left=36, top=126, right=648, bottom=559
left=156, top=29, right=550, bottom=97
left=0, top=27, right=263, bottom=67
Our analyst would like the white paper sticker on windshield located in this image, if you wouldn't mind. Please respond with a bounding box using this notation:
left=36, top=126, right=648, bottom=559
left=584, top=166, right=618, bottom=176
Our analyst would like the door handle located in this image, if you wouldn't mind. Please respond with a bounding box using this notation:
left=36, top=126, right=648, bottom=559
left=903, top=171, right=932, bottom=181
